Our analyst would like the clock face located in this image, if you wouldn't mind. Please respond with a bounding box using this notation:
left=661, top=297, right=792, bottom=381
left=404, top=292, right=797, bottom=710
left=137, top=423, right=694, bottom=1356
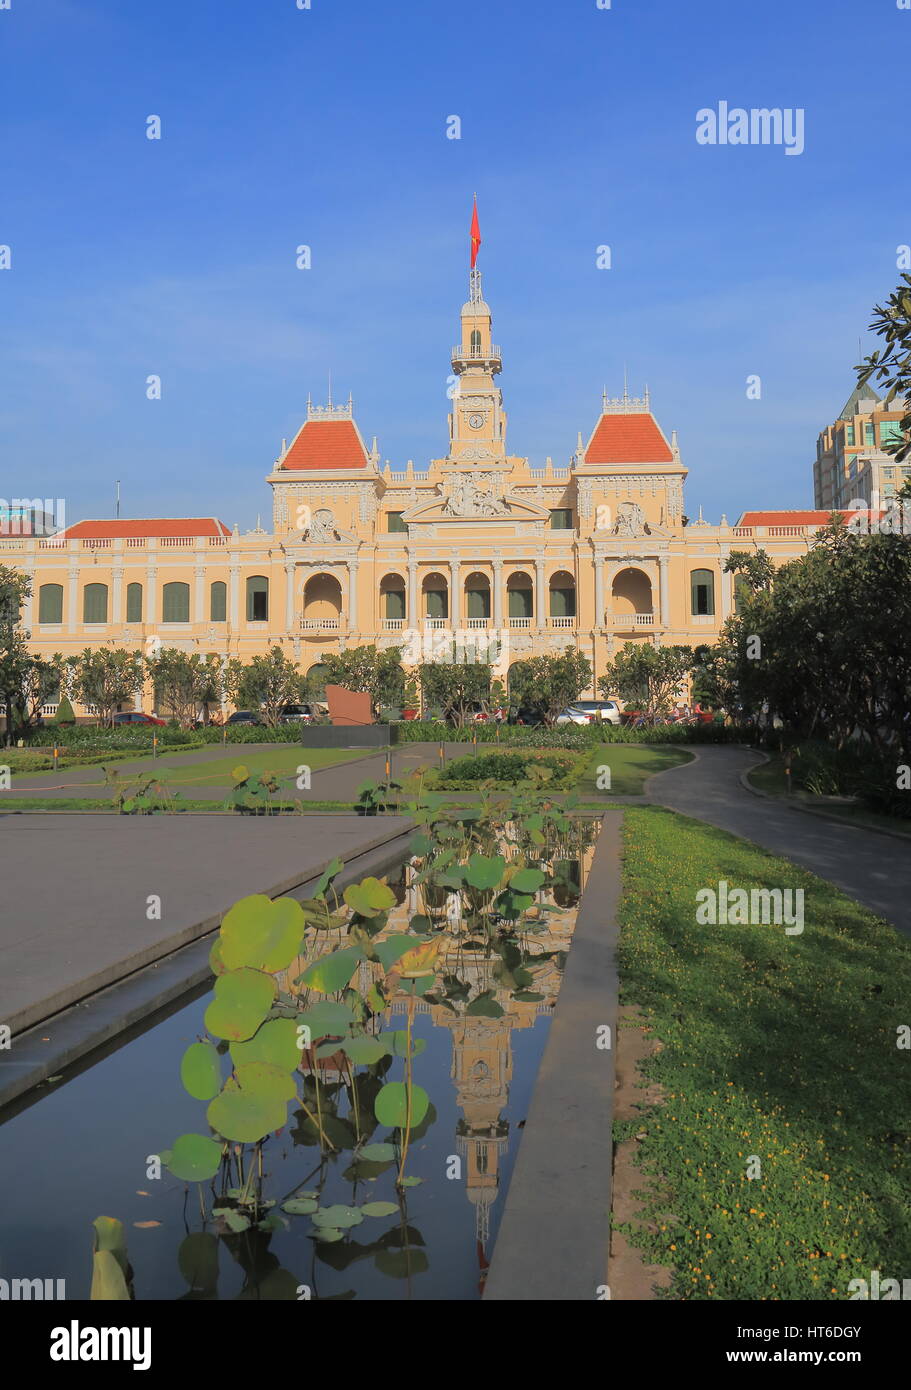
left=467, top=412, right=484, bottom=430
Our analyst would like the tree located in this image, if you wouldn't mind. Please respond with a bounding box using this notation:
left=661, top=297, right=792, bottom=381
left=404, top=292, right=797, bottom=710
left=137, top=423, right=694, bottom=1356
left=224, top=646, right=304, bottom=727
left=857, top=272, right=911, bottom=462
left=52, top=695, right=76, bottom=726
left=0, top=570, right=64, bottom=741
left=508, top=646, right=592, bottom=726
left=723, top=549, right=775, bottom=593
left=145, top=649, right=224, bottom=729
left=599, top=643, right=694, bottom=723
left=70, top=648, right=145, bottom=727
left=319, top=645, right=404, bottom=719
left=418, top=647, right=492, bottom=727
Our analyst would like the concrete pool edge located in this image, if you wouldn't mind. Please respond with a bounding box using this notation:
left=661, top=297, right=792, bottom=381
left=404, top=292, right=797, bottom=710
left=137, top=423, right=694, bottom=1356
left=0, top=818, right=415, bottom=1111
left=483, top=809, right=622, bottom=1301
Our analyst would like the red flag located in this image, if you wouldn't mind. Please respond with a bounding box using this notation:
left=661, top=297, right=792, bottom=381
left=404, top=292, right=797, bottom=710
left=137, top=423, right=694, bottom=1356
left=470, top=198, right=481, bottom=268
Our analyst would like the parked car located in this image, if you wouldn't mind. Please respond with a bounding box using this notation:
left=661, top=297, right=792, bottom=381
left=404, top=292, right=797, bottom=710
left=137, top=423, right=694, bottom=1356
left=226, top=710, right=263, bottom=726
left=112, top=711, right=167, bottom=726
left=278, top=703, right=325, bottom=724
left=556, top=700, right=623, bottom=726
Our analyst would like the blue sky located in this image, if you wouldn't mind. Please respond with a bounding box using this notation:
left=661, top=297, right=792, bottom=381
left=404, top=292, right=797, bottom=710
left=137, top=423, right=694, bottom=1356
left=1, top=0, right=908, bottom=529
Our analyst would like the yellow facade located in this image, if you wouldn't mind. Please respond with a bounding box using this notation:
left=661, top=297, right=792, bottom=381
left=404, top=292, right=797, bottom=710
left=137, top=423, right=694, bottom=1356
left=1, top=268, right=829, bottom=716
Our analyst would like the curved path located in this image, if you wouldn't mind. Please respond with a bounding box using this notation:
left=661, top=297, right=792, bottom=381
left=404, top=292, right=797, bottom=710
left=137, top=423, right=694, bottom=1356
left=645, top=745, right=911, bottom=938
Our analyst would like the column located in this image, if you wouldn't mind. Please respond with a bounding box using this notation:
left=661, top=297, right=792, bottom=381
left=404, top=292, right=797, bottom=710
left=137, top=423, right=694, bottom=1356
left=658, top=555, right=670, bottom=627
left=146, top=565, right=157, bottom=626
left=720, top=563, right=732, bottom=620
left=67, top=566, right=78, bottom=633
left=348, top=560, right=359, bottom=632
left=449, top=556, right=460, bottom=628
left=492, top=558, right=503, bottom=630
left=23, top=570, right=34, bottom=628
left=229, top=566, right=240, bottom=628
left=112, top=567, right=124, bottom=625
left=594, top=555, right=605, bottom=628
left=285, top=563, right=295, bottom=631
left=407, top=554, right=418, bottom=626
left=194, top=566, right=205, bottom=625
left=535, top=555, right=546, bottom=629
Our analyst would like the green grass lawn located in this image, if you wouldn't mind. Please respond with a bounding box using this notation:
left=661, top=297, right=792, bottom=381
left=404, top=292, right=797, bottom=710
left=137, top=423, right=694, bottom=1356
left=616, top=805, right=911, bottom=1300
left=579, top=743, right=693, bottom=797
left=153, top=745, right=368, bottom=786
left=748, top=755, right=911, bottom=839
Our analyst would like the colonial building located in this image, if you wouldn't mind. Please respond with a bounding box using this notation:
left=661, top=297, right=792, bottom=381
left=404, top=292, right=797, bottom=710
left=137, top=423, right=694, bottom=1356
left=1, top=252, right=854, bottom=717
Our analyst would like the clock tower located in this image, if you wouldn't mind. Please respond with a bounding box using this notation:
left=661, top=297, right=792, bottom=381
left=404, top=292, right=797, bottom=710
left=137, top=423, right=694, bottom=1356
left=448, top=247, right=507, bottom=463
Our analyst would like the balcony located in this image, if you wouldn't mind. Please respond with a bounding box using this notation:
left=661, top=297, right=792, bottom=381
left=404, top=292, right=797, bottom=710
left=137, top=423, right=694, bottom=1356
left=424, top=617, right=449, bottom=630
left=508, top=616, right=532, bottom=629
left=466, top=617, right=490, bottom=629
left=299, top=616, right=344, bottom=633
left=383, top=618, right=406, bottom=631
left=451, top=343, right=502, bottom=371
left=608, top=612, right=655, bottom=629
left=547, top=616, right=576, bottom=629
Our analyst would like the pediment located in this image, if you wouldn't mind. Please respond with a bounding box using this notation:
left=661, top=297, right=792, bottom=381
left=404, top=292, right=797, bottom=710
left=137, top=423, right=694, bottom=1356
left=402, top=477, right=549, bottom=525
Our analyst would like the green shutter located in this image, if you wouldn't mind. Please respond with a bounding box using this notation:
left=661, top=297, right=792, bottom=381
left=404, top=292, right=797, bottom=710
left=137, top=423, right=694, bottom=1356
left=210, top=581, right=227, bottom=621
left=83, top=583, right=108, bottom=623
left=126, top=583, right=143, bottom=623
left=162, top=582, right=190, bottom=622
left=384, top=587, right=405, bottom=619
left=38, top=584, right=63, bottom=623
left=690, top=569, right=714, bottom=616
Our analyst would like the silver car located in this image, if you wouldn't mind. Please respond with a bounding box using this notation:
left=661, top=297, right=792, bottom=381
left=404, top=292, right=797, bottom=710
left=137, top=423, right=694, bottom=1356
left=556, top=700, right=622, bottom=726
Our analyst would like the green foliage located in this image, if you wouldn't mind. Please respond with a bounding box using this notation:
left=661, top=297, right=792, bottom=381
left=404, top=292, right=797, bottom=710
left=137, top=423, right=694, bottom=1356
left=223, top=646, right=305, bottom=728
left=616, top=806, right=911, bottom=1299
left=227, top=765, right=281, bottom=814
left=435, top=749, right=578, bottom=788
left=418, top=651, right=493, bottom=727
left=51, top=694, right=75, bottom=725
left=145, top=649, right=223, bottom=729
left=598, top=643, right=695, bottom=723
left=320, top=645, right=404, bottom=717
left=857, top=271, right=911, bottom=462
left=507, top=646, right=592, bottom=725
left=70, top=648, right=145, bottom=728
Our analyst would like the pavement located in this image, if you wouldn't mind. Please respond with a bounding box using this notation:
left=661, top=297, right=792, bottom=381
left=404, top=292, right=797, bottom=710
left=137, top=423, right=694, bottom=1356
left=646, top=744, right=911, bottom=937
left=0, top=814, right=412, bottom=1037
left=2, top=742, right=471, bottom=802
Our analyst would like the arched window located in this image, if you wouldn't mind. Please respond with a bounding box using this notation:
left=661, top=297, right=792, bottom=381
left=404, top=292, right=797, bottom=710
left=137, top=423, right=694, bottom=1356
left=690, top=569, right=715, bottom=617
left=246, top=575, right=268, bottom=621
left=38, top=583, right=63, bottom=624
left=464, top=572, right=491, bottom=620
left=549, top=571, right=576, bottom=618
left=470, top=328, right=481, bottom=353
left=210, top=580, right=227, bottom=622
left=380, top=575, right=406, bottom=621
left=83, top=583, right=108, bottom=624
left=126, top=583, right=143, bottom=623
left=507, top=573, right=533, bottom=619
left=162, top=581, right=190, bottom=623
left=307, top=663, right=328, bottom=699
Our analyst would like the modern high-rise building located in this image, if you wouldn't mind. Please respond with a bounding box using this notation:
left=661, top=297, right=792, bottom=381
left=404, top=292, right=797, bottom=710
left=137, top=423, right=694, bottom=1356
left=813, top=384, right=911, bottom=510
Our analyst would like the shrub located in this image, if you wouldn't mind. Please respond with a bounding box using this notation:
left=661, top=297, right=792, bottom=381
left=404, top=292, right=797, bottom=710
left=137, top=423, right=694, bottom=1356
left=435, top=749, right=579, bottom=788
left=51, top=696, right=75, bottom=726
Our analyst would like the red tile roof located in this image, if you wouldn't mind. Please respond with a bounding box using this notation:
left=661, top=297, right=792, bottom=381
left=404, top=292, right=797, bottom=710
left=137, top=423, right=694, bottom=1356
left=281, top=419, right=368, bottom=471
left=585, top=412, right=673, bottom=465
left=736, top=510, right=856, bottom=527
left=61, top=518, right=230, bottom=538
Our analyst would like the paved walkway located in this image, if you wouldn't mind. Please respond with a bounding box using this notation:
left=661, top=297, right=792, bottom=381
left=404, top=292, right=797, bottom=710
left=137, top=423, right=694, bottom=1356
left=2, top=742, right=468, bottom=802
left=646, top=745, right=911, bottom=937
left=0, top=814, right=412, bottom=1036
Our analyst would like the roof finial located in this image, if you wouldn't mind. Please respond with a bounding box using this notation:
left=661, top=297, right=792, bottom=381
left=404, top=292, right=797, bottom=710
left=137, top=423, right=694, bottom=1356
left=327, top=370, right=332, bottom=408
left=602, top=384, right=608, bottom=412
left=623, top=364, right=629, bottom=402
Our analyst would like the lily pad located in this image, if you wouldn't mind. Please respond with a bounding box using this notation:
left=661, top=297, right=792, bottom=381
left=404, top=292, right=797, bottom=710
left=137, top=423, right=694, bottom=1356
left=230, top=1017, right=301, bottom=1072
left=204, top=968, right=276, bottom=1042
left=180, top=1041, right=222, bottom=1100
left=166, top=1133, right=224, bottom=1182
left=220, top=894, right=306, bottom=972
left=299, top=947, right=362, bottom=994
left=360, top=1201, right=399, bottom=1218
left=312, top=1205, right=363, bottom=1229
left=374, top=1081, right=429, bottom=1129
left=343, top=876, right=396, bottom=917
